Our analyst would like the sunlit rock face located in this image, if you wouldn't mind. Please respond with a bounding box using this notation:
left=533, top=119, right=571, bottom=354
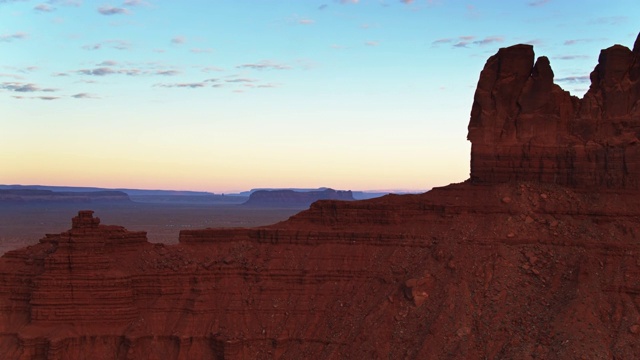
left=468, top=33, right=640, bottom=189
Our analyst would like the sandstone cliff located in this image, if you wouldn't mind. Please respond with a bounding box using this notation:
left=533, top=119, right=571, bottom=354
left=1, top=34, right=640, bottom=359
left=468, top=32, right=640, bottom=189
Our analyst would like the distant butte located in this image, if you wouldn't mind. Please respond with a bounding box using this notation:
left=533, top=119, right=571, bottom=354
left=0, top=33, right=639, bottom=359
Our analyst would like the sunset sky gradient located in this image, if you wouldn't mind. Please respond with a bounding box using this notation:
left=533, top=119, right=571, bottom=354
left=1, top=0, right=638, bottom=192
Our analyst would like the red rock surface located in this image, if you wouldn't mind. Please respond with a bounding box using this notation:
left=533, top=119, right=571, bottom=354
left=468, top=33, right=640, bottom=189
left=1, top=34, right=640, bottom=359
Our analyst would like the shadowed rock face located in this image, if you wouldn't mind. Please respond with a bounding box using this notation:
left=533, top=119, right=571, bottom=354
left=1, top=34, right=640, bottom=360
left=468, top=33, right=640, bottom=189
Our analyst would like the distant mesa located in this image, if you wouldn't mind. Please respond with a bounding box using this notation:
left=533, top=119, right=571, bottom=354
left=0, top=188, right=131, bottom=203
left=242, top=188, right=355, bottom=207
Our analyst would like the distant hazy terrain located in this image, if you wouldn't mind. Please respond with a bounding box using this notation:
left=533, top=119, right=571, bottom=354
left=0, top=184, right=410, bottom=255
left=0, top=202, right=301, bottom=255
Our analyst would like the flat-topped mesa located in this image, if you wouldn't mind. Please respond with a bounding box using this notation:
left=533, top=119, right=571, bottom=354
left=468, top=32, right=640, bottom=190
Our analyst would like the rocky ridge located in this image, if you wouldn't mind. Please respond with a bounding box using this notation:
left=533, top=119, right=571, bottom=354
left=0, top=34, right=639, bottom=359
left=468, top=33, right=640, bottom=189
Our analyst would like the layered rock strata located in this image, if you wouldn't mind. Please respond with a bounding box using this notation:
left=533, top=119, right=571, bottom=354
left=468, top=33, right=640, bottom=189
left=1, top=183, right=640, bottom=359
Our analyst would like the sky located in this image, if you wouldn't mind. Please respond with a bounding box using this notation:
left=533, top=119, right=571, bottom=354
left=1, top=0, right=638, bottom=193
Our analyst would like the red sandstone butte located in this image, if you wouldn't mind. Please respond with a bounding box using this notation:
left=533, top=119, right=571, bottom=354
left=468, top=33, right=640, bottom=189
left=0, top=33, right=640, bottom=359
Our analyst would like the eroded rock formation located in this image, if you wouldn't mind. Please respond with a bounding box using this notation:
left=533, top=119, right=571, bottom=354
left=1, top=34, right=640, bottom=359
left=468, top=33, right=640, bottom=189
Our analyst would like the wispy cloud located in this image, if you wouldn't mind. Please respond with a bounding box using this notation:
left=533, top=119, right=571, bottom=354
left=97, top=60, right=118, bottom=66
left=563, top=38, right=606, bottom=46
left=76, top=67, right=146, bottom=76
left=236, top=60, right=291, bottom=71
left=431, top=38, right=453, bottom=46
left=4, top=65, right=38, bottom=73
left=201, top=66, right=224, bottom=73
left=473, top=36, right=503, bottom=46
left=257, top=83, right=279, bottom=88
left=12, top=95, right=60, bottom=101
left=400, top=0, right=415, bottom=4
left=365, top=41, right=379, bottom=46
left=123, top=0, right=150, bottom=6
left=556, top=75, right=590, bottom=83
left=0, top=82, right=57, bottom=92
left=225, top=78, right=258, bottom=83
left=555, top=55, right=590, bottom=60
left=72, top=92, right=100, bottom=99
left=154, top=82, right=207, bottom=89
left=298, top=18, right=315, bottom=25
left=528, top=0, right=550, bottom=6
left=171, top=36, right=186, bottom=45
left=82, top=39, right=131, bottom=50
left=0, top=32, right=29, bottom=42
left=98, top=6, right=130, bottom=15
left=34, top=3, right=55, bottom=12
left=190, top=48, right=213, bottom=54
left=524, top=39, right=543, bottom=46
left=339, top=0, right=359, bottom=3
left=155, top=70, right=180, bottom=76
left=434, top=35, right=503, bottom=48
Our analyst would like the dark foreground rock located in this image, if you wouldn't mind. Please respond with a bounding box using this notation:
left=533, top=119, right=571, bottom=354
left=468, top=33, right=640, bottom=189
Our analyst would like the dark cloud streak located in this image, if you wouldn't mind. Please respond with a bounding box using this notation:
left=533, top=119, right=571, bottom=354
left=0, top=32, right=29, bottom=42
left=98, top=6, right=130, bottom=15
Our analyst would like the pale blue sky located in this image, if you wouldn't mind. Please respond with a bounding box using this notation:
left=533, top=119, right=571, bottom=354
left=1, top=0, right=638, bottom=192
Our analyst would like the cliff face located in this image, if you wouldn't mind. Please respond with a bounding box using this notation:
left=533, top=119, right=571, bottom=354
left=243, top=188, right=354, bottom=207
left=468, top=33, right=640, bottom=189
left=2, top=185, right=640, bottom=359
left=1, top=34, right=640, bottom=360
